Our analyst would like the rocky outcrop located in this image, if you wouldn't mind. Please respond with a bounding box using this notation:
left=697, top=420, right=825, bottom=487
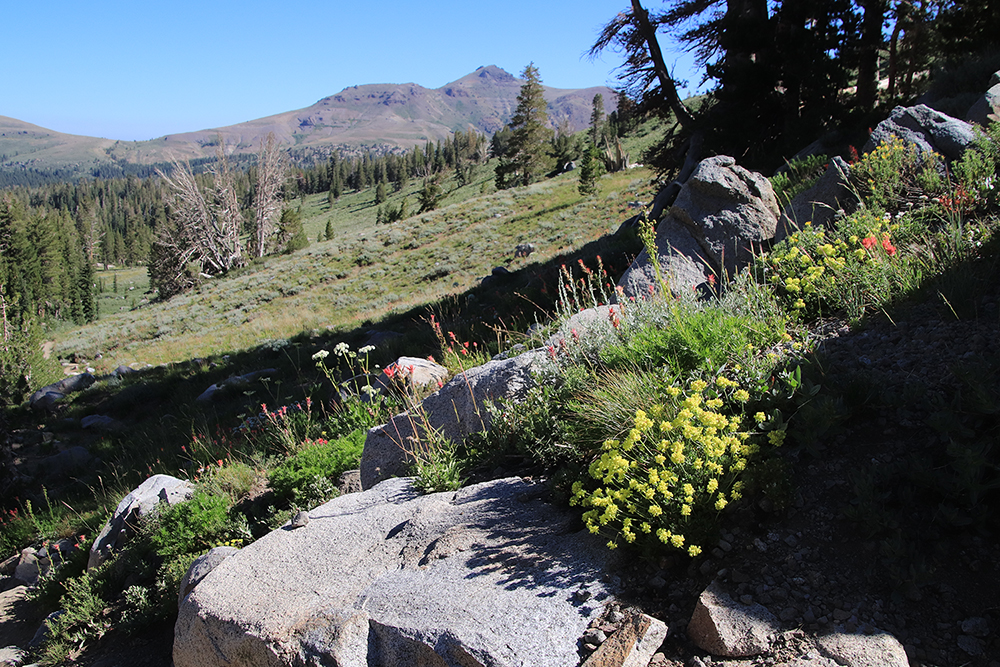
left=966, top=79, right=1000, bottom=127
left=864, top=104, right=976, bottom=161
left=177, top=546, right=239, bottom=607
left=813, top=631, right=909, bottom=667
left=617, top=156, right=779, bottom=298
left=616, top=216, right=714, bottom=299
left=88, top=474, right=194, bottom=570
left=360, top=349, right=544, bottom=489
left=173, top=477, right=619, bottom=667
left=28, top=373, right=95, bottom=411
left=779, top=157, right=856, bottom=240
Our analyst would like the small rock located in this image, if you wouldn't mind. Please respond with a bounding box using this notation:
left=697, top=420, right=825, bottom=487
left=816, top=631, right=909, bottom=667
left=960, top=616, right=990, bottom=638
left=13, top=549, right=39, bottom=585
left=687, top=581, right=779, bottom=657
left=582, top=609, right=668, bottom=667
left=177, top=546, right=239, bottom=606
left=0, top=646, right=26, bottom=666
left=957, top=635, right=984, bottom=656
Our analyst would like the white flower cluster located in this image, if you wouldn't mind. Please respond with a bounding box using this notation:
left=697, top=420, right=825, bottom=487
left=312, top=349, right=330, bottom=361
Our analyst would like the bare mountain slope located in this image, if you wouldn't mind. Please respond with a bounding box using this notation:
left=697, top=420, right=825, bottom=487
left=133, top=65, right=613, bottom=159
left=1, top=66, right=614, bottom=184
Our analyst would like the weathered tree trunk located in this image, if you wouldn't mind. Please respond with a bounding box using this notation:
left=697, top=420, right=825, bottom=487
left=856, top=0, right=887, bottom=109
left=630, top=0, right=697, bottom=132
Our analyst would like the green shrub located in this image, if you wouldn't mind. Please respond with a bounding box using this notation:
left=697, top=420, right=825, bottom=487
left=37, top=567, right=111, bottom=665
left=267, top=430, right=365, bottom=508
left=598, top=306, right=784, bottom=376
left=150, top=491, right=236, bottom=559
left=0, top=508, right=36, bottom=560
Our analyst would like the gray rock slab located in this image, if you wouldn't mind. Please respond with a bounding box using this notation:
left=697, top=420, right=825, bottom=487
left=966, top=83, right=1000, bottom=127
left=28, top=373, right=96, bottom=411
left=779, top=157, right=857, bottom=240
left=81, top=414, right=117, bottom=430
left=687, top=581, right=779, bottom=658
left=38, top=446, right=91, bottom=478
left=0, top=645, right=26, bottom=666
left=815, top=631, right=909, bottom=667
left=390, top=356, right=449, bottom=392
left=13, top=550, right=39, bottom=587
left=360, top=349, right=544, bottom=489
left=178, top=546, right=239, bottom=607
left=173, top=477, right=619, bottom=667
left=616, top=216, right=714, bottom=300
left=864, top=104, right=976, bottom=161
left=88, top=474, right=194, bottom=569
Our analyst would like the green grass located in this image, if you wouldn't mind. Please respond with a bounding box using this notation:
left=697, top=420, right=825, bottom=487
left=54, top=161, right=654, bottom=370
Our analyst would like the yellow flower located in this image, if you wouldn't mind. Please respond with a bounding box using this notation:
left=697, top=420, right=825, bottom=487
left=690, top=379, right=707, bottom=393
left=768, top=430, right=786, bottom=446
left=670, top=533, right=685, bottom=548
left=734, top=389, right=750, bottom=402
left=681, top=504, right=691, bottom=517
left=706, top=478, right=719, bottom=493
left=688, top=545, right=702, bottom=557
left=754, top=411, right=766, bottom=423
left=648, top=504, right=663, bottom=517
left=715, top=496, right=728, bottom=510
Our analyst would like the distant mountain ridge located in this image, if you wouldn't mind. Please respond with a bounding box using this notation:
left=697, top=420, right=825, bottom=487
left=0, top=66, right=614, bottom=186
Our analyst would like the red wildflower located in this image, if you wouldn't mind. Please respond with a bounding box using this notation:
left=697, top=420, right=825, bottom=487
left=881, top=238, right=896, bottom=256
left=861, top=236, right=877, bottom=250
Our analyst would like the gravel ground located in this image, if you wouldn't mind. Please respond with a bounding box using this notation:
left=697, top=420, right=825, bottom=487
left=609, top=290, right=1000, bottom=666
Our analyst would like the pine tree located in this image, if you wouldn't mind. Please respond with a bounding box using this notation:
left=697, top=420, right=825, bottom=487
left=590, top=93, right=606, bottom=147
left=578, top=145, right=604, bottom=196
left=495, top=63, right=554, bottom=189
left=324, top=219, right=334, bottom=241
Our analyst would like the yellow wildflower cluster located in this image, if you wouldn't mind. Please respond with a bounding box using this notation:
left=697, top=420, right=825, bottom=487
left=571, top=379, right=754, bottom=557
left=852, top=135, right=944, bottom=210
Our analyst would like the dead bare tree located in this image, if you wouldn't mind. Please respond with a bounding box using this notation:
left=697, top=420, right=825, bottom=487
left=250, top=132, right=286, bottom=258
left=153, top=142, right=246, bottom=295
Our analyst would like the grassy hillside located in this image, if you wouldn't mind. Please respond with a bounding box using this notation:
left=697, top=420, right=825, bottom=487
left=54, top=161, right=654, bottom=370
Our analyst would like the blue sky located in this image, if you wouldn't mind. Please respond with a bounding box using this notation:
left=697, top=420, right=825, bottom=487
left=4, top=1, right=701, bottom=141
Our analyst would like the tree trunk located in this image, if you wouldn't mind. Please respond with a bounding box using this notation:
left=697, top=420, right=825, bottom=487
left=856, top=0, right=887, bottom=109
left=630, top=0, right=696, bottom=131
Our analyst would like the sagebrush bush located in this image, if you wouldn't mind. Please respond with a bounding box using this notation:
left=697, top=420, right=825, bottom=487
left=267, top=429, right=366, bottom=508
